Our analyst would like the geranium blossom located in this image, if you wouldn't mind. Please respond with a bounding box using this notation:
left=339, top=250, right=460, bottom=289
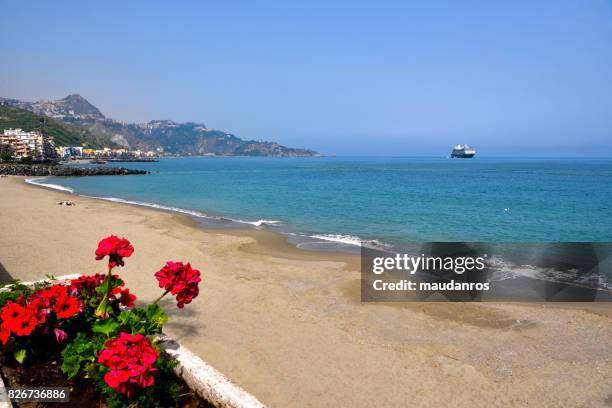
left=0, top=324, right=10, bottom=345
left=119, top=289, right=136, bottom=308
left=0, top=234, right=207, bottom=407
left=69, top=273, right=106, bottom=294
left=0, top=301, right=43, bottom=337
left=95, top=235, right=134, bottom=269
left=7, top=304, right=39, bottom=336
left=32, top=284, right=82, bottom=319
left=0, top=284, right=82, bottom=346
left=98, top=332, right=158, bottom=397
left=1, top=302, right=24, bottom=322
left=34, top=284, right=70, bottom=309
left=154, top=261, right=201, bottom=308
left=54, top=294, right=81, bottom=319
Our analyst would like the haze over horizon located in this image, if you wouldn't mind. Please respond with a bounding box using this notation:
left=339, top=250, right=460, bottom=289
left=1, top=1, right=611, bottom=156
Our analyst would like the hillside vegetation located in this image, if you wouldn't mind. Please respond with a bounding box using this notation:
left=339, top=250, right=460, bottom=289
left=1, top=95, right=318, bottom=156
left=0, top=105, right=108, bottom=148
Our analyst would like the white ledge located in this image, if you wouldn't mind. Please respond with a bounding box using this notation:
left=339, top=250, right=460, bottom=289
left=0, top=274, right=81, bottom=293
left=0, top=375, right=13, bottom=408
left=155, top=334, right=266, bottom=408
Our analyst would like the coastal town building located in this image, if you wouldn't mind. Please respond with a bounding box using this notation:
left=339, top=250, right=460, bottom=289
left=53, top=144, right=160, bottom=160
left=1, top=127, right=160, bottom=161
left=0, top=128, right=54, bottom=159
left=56, top=146, right=84, bottom=157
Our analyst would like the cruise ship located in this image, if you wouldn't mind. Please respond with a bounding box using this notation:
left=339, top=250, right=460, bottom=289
left=450, top=144, right=476, bottom=158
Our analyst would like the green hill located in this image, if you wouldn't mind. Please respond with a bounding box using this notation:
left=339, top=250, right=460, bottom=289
left=0, top=105, right=108, bottom=148
left=1, top=95, right=319, bottom=156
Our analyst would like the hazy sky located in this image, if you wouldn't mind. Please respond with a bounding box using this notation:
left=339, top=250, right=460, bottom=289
left=1, top=1, right=611, bottom=156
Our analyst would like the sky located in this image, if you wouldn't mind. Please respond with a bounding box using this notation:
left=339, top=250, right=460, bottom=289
left=1, top=0, right=611, bottom=156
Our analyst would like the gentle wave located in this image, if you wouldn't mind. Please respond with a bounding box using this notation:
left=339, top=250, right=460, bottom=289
left=309, top=234, right=391, bottom=249
left=310, top=234, right=363, bottom=246
left=27, top=175, right=378, bottom=250
left=92, top=196, right=209, bottom=218
left=25, top=178, right=285, bottom=228
left=88, top=196, right=286, bottom=228
left=488, top=256, right=612, bottom=290
left=234, top=219, right=284, bottom=227
left=25, top=178, right=75, bottom=193
left=28, top=178, right=608, bottom=289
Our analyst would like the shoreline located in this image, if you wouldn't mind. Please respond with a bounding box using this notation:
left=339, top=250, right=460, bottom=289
left=22, top=175, right=362, bottom=269
left=24, top=176, right=368, bottom=255
left=23, top=176, right=612, bottom=292
left=1, top=175, right=611, bottom=407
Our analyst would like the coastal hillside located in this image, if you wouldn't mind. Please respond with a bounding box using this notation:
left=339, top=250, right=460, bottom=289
left=0, top=95, right=318, bottom=156
left=0, top=105, right=110, bottom=148
left=1, top=94, right=105, bottom=121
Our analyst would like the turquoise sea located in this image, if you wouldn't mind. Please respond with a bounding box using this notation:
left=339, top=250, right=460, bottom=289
left=31, top=157, right=612, bottom=247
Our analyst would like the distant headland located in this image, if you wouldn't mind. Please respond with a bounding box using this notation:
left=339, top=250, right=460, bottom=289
left=0, top=94, right=319, bottom=157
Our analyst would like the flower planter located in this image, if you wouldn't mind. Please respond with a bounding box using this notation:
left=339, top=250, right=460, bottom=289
left=0, top=275, right=265, bottom=408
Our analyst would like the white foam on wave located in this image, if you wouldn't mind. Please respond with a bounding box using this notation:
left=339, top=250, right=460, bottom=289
left=25, top=178, right=75, bottom=193
left=91, top=196, right=209, bottom=218
left=236, top=219, right=283, bottom=227
left=311, top=234, right=363, bottom=246
left=82, top=196, right=285, bottom=228
left=24, top=179, right=396, bottom=253
left=488, top=256, right=612, bottom=290
left=309, top=234, right=391, bottom=249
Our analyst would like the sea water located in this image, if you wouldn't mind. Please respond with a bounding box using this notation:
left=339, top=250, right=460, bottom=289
left=32, top=156, right=612, bottom=246
left=27, top=156, right=612, bottom=289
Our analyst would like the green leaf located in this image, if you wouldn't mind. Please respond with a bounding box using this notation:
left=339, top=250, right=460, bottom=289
left=61, top=355, right=83, bottom=378
left=14, top=349, right=27, bottom=364
left=146, top=304, right=168, bottom=330
left=118, top=310, right=136, bottom=325
left=93, top=318, right=119, bottom=336
left=61, top=333, right=105, bottom=379
left=94, top=279, right=110, bottom=295
left=75, top=340, right=92, bottom=354
left=95, top=275, right=124, bottom=295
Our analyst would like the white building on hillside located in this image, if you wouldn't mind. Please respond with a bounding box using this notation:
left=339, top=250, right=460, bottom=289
left=1, top=128, right=54, bottom=158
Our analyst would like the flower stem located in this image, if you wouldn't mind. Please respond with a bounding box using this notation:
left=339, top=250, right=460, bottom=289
left=95, top=266, right=113, bottom=318
left=153, top=290, right=170, bottom=305
left=103, top=265, right=113, bottom=300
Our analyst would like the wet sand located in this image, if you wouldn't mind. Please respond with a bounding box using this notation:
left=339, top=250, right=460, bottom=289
left=0, top=176, right=611, bottom=407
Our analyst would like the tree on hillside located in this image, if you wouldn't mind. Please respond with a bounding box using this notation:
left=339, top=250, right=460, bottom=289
left=0, top=143, right=13, bottom=162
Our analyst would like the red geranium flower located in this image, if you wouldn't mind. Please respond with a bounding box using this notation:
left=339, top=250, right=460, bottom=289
left=54, top=293, right=81, bottom=319
left=1, top=302, right=24, bottom=322
left=10, top=306, right=39, bottom=337
left=27, top=284, right=81, bottom=320
left=118, top=289, right=136, bottom=308
left=32, top=284, right=67, bottom=309
left=98, top=332, right=158, bottom=397
left=0, top=301, right=42, bottom=336
left=69, top=273, right=106, bottom=295
left=25, top=298, right=47, bottom=325
left=175, top=284, right=199, bottom=309
left=0, top=283, right=82, bottom=346
left=104, top=369, right=130, bottom=388
left=0, top=324, right=11, bottom=345
left=95, top=235, right=134, bottom=269
left=154, top=261, right=201, bottom=308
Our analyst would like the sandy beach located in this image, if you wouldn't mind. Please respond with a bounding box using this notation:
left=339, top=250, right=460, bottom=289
left=0, top=176, right=610, bottom=407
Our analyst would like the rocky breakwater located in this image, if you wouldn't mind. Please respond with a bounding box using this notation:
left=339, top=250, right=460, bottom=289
left=0, top=164, right=148, bottom=177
